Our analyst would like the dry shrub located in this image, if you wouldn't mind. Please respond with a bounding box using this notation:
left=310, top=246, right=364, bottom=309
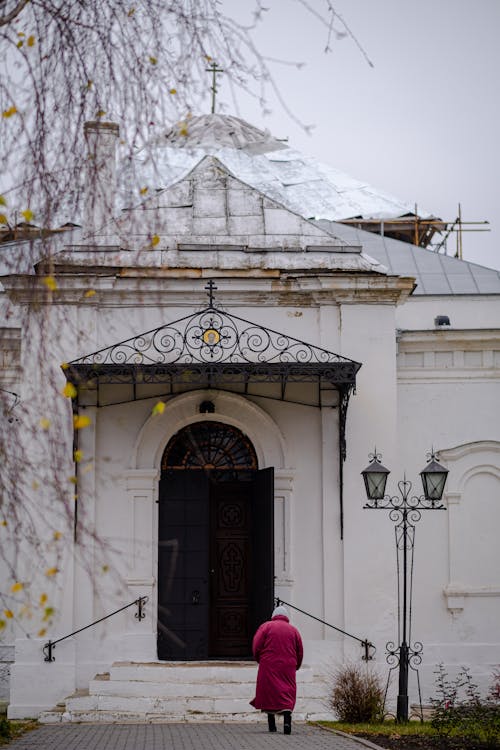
left=330, top=662, right=385, bottom=723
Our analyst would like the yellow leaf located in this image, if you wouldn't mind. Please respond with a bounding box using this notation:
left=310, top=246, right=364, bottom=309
left=39, top=417, right=51, bottom=430
left=169, top=88, right=177, bottom=95
left=11, top=582, right=23, bottom=593
left=140, top=186, right=148, bottom=195
left=2, top=106, right=17, bottom=118
left=61, top=362, right=69, bottom=370
left=73, top=414, right=91, bottom=429
left=128, top=7, right=135, bottom=16
left=39, top=593, right=47, bottom=606
left=0, top=195, right=6, bottom=206
left=37, top=628, right=46, bottom=637
left=43, top=276, right=57, bottom=291
left=151, top=234, right=160, bottom=247
left=96, top=109, right=106, bottom=118
left=69, top=476, right=77, bottom=485
left=17, top=32, right=25, bottom=37
left=43, top=607, right=55, bottom=622
left=0, top=520, right=7, bottom=527
left=152, top=401, right=166, bottom=415
left=179, top=126, right=188, bottom=137
left=53, top=531, right=63, bottom=540
left=205, top=55, right=212, bottom=62
left=0, top=621, right=5, bottom=630
left=27, top=36, right=35, bottom=47
left=45, top=567, right=58, bottom=577
left=17, top=40, right=23, bottom=48
left=86, top=80, right=93, bottom=90
left=62, top=382, right=77, bottom=398
left=32, top=480, right=40, bottom=490
left=0, top=214, right=8, bottom=225
left=149, top=56, right=157, bottom=65
left=4, top=610, right=13, bottom=619
left=84, top=289, right=96, bottom=298
left=21, top=209, right=34, bottom=222
left=102, top=565, right=109, bottom=573
left=74, top=449, right=83, bottom=463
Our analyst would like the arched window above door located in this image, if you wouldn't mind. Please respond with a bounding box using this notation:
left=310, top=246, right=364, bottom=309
left=162, top=421, right=258, bottom=474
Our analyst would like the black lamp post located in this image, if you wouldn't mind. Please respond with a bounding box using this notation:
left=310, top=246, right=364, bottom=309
left=361, top=449, right=448, bottom=722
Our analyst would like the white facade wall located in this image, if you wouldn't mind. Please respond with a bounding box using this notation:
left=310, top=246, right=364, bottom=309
left=1, top=144, right=499, bottom=718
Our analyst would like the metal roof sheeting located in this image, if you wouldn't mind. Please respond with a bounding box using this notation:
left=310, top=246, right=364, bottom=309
left=119, top=114, right=434, bottom=223
left=316, top=220, right=500, bottom=295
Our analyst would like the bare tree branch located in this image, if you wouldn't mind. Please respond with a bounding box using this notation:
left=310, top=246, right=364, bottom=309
left=0, top=0, right=29, bottom=27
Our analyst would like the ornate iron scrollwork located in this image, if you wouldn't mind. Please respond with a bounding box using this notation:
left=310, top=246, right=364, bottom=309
left=70, top=305, right=359, bottom=369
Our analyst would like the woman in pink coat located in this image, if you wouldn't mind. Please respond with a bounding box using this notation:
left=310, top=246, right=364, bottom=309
left=250, top=605, right=303, bottom=734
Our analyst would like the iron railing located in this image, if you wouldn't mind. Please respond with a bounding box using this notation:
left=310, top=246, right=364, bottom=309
left=43, top=596, right=148, bottom=662
left=275, top=597, right=375, bottom=661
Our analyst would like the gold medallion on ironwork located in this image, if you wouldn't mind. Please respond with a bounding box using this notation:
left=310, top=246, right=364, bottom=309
left=202, top=328, right=220, bottom=345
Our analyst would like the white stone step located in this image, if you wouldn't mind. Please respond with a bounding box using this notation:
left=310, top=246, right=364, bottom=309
left=39, top=661, right=334, bottom=724
left=88, top=677, right=325, bottom=699
left=109, top=661, right=261, bottom=683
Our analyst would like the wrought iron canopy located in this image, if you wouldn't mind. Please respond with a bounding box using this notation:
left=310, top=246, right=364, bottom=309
left=65, top=299, right=362, bottom=408
left=66, top=285, right=362, bottom=540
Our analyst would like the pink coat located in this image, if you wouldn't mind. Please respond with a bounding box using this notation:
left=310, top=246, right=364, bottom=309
left=250, top=614, right=303, bottom=712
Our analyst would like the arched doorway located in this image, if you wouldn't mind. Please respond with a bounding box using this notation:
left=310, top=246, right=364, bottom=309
left=157, top=421, right=274, bottom=660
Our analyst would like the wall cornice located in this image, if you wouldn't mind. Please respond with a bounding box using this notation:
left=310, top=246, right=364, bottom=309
left=397, top=329, right=500, bottom=382
left=2, top=270, right=415, bottom=307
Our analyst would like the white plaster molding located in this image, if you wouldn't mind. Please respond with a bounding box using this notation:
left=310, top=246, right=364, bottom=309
left=444, top=584, right=500, bottom=612
left=123, top=469, right=160, bottom=491
left=274, top=468, right=295, bottom=491
left=439, top=440, right=500, bottom=463
left=397, top=329, right=500, bottom=348
left=125, top=578, right=156, bottom=587
left=130, top=389, right=288, bottom=471
left=445, top=584, right=500, bottom=597
left=439, top=441, right=500, bottom=613
left=439, top=441, right=500, bottom=495
left=273, top=468, right=295, bottom=586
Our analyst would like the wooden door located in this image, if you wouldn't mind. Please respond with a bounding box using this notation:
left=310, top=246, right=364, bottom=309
left=157, top=471, right=210, bottom=660
left=158, top=467, right=274, bottom=660
left=209, top=479, right=252, bottom=656
left=209, top=467, right=274, bottom=656
left=250, top=467, right=275, bottom=635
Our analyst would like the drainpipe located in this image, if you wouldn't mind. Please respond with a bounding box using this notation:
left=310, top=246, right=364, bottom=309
left=83, top=120, right=120, bottom=238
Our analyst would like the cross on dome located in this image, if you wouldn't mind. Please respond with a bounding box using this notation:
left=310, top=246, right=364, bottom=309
left=205, top=61, right=224, bottom=114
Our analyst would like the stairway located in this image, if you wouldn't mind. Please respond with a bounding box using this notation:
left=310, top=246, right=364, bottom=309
left=39, top=661, right=333, bottom=723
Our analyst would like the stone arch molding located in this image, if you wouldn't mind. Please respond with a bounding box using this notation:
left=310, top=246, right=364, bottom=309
left=123, top=390, right=294, bottom=608
left=131, top=389, right=287, bottom=471
left=439, top=440, right=500, bottom=612
left=439, top=440, right=500, bottom=498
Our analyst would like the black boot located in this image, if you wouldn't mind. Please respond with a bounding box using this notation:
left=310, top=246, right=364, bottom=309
left=283, top=711, right=292, bottom=735
left=267, top=713, right=277, bottom=732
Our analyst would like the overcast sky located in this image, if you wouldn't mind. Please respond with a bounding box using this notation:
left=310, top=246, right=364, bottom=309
left=216, top=0, right=500, bottom=271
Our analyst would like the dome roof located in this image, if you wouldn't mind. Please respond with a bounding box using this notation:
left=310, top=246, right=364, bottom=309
left=158, top=114, right=287, bottom=155
left=119, top=114, right=433, bottom=224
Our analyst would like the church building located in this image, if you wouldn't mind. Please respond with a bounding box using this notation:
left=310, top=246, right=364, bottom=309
left=1, top=114, right=499, bottom=721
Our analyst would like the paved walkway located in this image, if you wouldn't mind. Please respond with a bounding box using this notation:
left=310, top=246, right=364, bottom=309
left=8, top=722, right=381, bottom=750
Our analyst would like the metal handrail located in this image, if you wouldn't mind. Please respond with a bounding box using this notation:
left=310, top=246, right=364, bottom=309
left=43, top=596, right=148, bottom=662
left=275, top=597, right=375, bottom=661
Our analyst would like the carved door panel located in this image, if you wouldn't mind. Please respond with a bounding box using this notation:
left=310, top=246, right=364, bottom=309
left=158, top=471, right=210, bottom=660
left=209, top=481, right=252, bottom=656
left=209, top=468, right=275, bottom=657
